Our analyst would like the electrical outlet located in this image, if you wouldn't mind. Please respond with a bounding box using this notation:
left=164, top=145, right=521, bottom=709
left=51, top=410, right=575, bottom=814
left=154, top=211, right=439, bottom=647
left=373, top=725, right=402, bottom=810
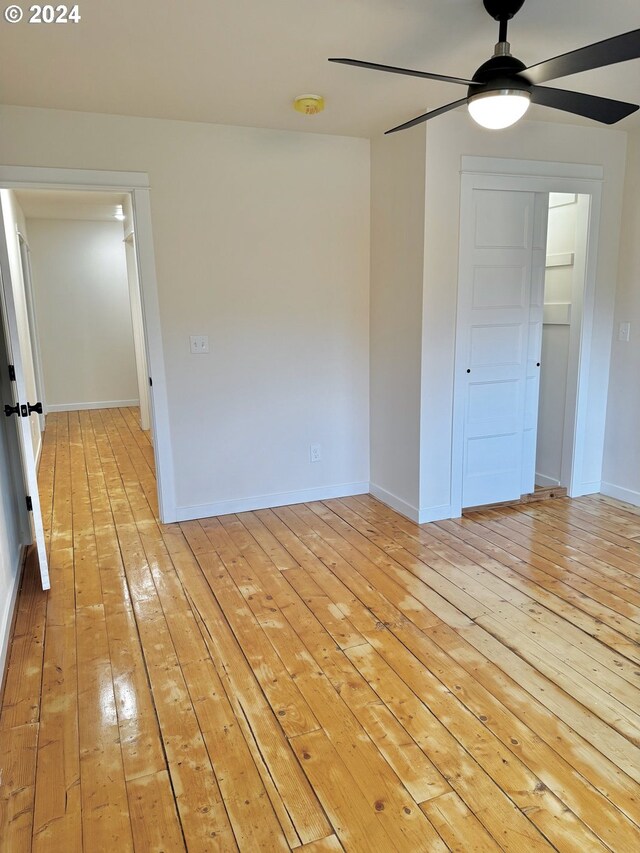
left=190, top=335, right=209, bottom=354
left=618, top=322, right=631, bottom=343
left=310, top=443, right=322, bottom=463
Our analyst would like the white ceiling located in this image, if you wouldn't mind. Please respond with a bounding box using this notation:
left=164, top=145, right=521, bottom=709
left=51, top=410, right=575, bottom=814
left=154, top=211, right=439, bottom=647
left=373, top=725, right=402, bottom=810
left=15, top=190, right=128, bottom=221
left=2, top=0, right=639, bottom=137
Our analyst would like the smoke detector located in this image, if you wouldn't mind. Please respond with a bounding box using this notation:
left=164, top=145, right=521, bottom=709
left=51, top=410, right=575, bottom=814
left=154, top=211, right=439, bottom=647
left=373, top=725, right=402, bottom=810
left=293, top=94, right=325, bottom=115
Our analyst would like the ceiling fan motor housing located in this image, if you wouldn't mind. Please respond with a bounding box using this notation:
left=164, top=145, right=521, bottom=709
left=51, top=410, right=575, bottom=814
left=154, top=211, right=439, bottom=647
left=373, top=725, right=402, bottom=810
left=468, top=53, right=532, bottom=99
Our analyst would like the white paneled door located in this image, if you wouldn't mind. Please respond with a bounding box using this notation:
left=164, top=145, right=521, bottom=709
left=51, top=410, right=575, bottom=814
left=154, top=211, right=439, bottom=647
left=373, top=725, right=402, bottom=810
left=458, top=189, right=547, bottom=509
left=0, top=202, right=50, bottom=590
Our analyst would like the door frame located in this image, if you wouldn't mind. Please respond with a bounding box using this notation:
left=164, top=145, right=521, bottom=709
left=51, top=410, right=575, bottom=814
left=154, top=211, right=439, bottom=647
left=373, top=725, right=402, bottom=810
left=451, top=156, right=603, bottom=515
left=0, top=165, right=177, bottom=523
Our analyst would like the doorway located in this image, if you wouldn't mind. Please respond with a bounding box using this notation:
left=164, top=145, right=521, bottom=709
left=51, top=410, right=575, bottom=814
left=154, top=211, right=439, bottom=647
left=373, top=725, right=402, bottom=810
left=12, top=188, right=150, bottom=425
left=0, top=165, right=176, bottom=589
left=451, top=158, right=603, bottom=514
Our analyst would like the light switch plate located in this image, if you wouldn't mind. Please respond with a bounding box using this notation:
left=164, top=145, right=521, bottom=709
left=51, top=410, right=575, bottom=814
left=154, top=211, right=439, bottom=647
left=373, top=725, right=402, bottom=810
left=190, top=335, right=209, bottom=354
left=618, top=322, right=631, bottom=343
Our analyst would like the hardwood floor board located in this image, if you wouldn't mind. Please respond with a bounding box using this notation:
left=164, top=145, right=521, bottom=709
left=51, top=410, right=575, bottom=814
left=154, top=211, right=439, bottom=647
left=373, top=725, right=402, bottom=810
left=457, top=511, right=640, bottom=643
left=3, top=410, right=640, bottom=851
left=327, top=499, right=493, bottom=619
left=528, top=499, right=640, bottom=556
left=0, top=722, right=38, bottom=853
left=508, top=505, right=640, bottom=598
left=167, top=530, right=331, bottom=847
left=435, top=516, right=640, bottom=663
left=181, top=656, right=290, bottom=851
left=216, top=514, right=451, bottom=806
left=76, top=603, right=134, bottom=853
left=348, top=496, right=640, bottom=689
left=491, top=501, right=640, bottom=585
left=346, top=643, right=556, bottom=851
left=303, top=501, right=480, bottom=629
left=0, top=553, right=47, bottom=730
left=126, top=770, right=186, bottom=853
left=427, top=620, right=640, bottom=826
left=474, top=507, right=640, bottom=617
left=398, top=623, right=640, bottom=849
left=458, top=621, right=640, bottom=785
left=420, top=791, right=502, bottom=852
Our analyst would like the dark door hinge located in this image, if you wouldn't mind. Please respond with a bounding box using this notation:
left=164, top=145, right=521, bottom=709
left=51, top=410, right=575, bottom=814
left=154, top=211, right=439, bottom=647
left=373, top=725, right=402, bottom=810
left=149, top=376, right=153, bottom=387
left=8, top=364, right=16, bottom=382
left=26, top=495, right=33, bottom=512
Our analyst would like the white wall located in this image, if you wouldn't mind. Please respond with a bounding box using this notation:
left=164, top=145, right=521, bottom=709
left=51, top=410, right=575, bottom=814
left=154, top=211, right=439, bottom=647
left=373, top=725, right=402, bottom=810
left=0, top=190, right=41, bottom=460
left=27, top=217, right=138, bottom=411
left=0, top=106, right=370, bottom=518
left=369, top=126, right=426, bottom=519
left=419, top=113, right=627, bottom=517
left=603, top=128, right=640, bottom=505
left=536, top=195, right=578, bottom=487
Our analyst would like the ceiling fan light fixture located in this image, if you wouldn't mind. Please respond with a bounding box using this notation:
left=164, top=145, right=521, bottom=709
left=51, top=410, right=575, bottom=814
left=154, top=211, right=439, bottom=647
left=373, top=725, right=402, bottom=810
left=467, top=89, right=531, bottom=129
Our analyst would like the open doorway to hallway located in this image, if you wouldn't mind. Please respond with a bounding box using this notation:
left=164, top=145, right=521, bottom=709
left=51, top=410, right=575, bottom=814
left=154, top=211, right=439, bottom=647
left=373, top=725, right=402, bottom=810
left=11, top=188, right=151, bottom=436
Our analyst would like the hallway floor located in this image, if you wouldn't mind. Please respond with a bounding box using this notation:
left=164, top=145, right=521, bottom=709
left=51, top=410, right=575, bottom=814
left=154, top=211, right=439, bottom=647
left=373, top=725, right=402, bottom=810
left=1, top=408, right=640, bottom=851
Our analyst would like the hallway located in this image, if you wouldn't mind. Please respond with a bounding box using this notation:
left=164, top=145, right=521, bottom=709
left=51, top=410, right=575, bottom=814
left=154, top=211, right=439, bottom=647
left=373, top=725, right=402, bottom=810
left=1, top=408, right=640, bottom=851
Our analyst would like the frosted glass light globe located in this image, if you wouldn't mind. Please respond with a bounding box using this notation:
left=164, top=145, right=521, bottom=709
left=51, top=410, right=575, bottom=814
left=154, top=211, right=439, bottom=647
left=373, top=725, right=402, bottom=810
left=468, top=91, right=531, bottom=129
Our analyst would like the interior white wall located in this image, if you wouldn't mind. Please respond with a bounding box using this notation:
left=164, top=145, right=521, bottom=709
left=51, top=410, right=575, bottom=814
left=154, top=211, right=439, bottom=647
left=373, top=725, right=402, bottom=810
left=420, top=113, right=627, bottom=517
left=536, top=195, right=578, bottom=487
left=0, top=190, right=41, bottom=461
left=27, top=217, right=138, bottom=411
left=123, top=194, right=151, bottom=430
left=0, top=106, right=370, bottom=518
left=603, top=128, right=640, bottom=505
left=369, top=126, right=426, bottom=520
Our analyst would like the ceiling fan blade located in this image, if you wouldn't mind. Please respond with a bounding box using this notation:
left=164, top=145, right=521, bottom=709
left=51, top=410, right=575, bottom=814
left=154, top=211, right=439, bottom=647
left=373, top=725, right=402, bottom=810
left=385, top=98, right=469, bottom=134
left=328, top=58, right=478, bottom=87
left=525, top=29, right=640, bottom=84
left=531, top=85, right=639, bottom=124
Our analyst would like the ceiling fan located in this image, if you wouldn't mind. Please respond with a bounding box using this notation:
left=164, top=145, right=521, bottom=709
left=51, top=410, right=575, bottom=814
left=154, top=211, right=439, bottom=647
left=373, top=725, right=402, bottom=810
left=329, top=0, right=640, bottom=133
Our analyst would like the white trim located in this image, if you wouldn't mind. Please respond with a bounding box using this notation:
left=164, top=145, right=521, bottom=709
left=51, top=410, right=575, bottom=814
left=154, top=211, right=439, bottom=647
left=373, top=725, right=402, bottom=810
left=175, top=482, right=370, bottom=523
left=0, top=165, right=150, bottom=189
left=46, top=399, right=139, bottom=412
left=535, top=473, right=562, bottom=488
left=599, top=482, right=640, bottom=508
left=569, top=480, right=601, bottom=498
left=0, top=165, right=176, bottom=523
left=0, top=546, right=25, bottom=695
left=418, top=504, right=457, bottom=525
left=451, top=157, right=602, bottom=515
left=369, top=483, right=420, bottom=523
left=461, top=157, right=603, bottom=182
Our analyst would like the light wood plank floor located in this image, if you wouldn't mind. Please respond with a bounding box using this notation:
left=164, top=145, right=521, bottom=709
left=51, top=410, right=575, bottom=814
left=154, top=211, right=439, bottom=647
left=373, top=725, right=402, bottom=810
left=1, top=408, right=640, bottom=851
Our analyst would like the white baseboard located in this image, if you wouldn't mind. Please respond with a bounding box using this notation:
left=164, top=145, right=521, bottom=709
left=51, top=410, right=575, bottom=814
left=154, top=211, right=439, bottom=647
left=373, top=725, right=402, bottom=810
left=600, top=482, right=640, bottom=508
left=0, top=546, right=26, bottom=701
left=418, top=504, right=456, bottom=524
left=535, top=472, right=562, bottom=488
left=568, top=480, right=601, bottom=498
left=369, top=483, right=420, bottom=523
left=175, top=481, right=370, bottom=522
left=46, top=399, right=139, bottom=413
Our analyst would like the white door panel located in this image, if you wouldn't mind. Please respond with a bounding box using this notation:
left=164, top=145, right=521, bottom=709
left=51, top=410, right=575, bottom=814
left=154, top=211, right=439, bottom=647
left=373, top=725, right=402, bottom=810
left=459, top=189, right=537, bottom=508
left=0, top=198, right=49, bottom=590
